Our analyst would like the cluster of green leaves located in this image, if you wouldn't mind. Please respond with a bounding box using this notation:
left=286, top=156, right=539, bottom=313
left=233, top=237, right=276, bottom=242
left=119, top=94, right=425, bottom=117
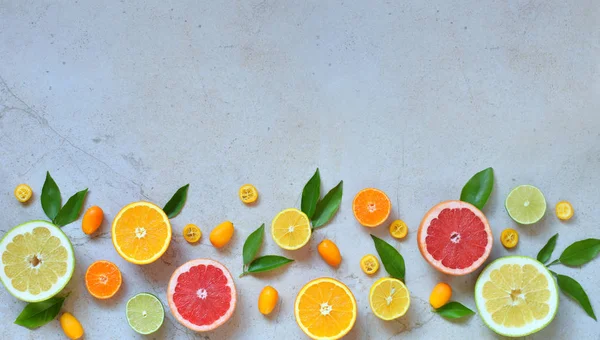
left=301, top=169, right=343, bottom=229
left=162, top=184, right=189, bottom=218
left=460, top=167, right=494, bottom=210
left=537, top=234, right=600, bottom=320
left=240, top=224, right=293, bottom=277
left=14, top=295, right=68, bottom=329
left=41, top=172, right=88, bottom=227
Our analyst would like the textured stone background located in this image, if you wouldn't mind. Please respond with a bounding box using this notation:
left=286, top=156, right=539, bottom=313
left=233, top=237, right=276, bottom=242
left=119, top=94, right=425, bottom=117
left=1, top=1, right=599, bottom=339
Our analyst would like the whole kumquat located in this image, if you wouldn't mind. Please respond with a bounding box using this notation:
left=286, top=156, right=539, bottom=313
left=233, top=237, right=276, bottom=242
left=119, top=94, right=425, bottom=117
left=82, top=206, right=104, bottom=235
left=317, top=239, right=342, bottom=267
left=258, top=286, right=279, bottom=315
left=429, top=282, right=452, bottom=309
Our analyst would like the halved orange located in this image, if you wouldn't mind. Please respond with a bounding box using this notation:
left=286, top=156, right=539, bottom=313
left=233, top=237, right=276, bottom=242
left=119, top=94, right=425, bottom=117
left=85, top=260, right=122, bottom=299
left=352, top=188, right=391, bottom=227
left=112, top=201, right=172, bottom=265
left=295, top=277, right=357, bottom=340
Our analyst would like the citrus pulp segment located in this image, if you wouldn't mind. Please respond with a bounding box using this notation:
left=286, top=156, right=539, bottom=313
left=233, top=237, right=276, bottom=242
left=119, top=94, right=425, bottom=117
left=505, top=185, right=546, bottom=224
left=352, top=188, right=391, bottom=227
left=271, top=208, right=311, bottom=250
left=294, top=277, right=357, bottom=340
left=111, top=201, right=172, bottom=265
left=474, top=256, right=558, bottom=337
left=418, top=200, right=493, bottom=275
left=85, top=260, right=122, bottom=299
left=167, top=259, right=236, bottom=332
left=0, top=220, right=75, bottom=302
left=126, top=292, right=165, bottom=335
left=369, top=277, right=410, bottom=320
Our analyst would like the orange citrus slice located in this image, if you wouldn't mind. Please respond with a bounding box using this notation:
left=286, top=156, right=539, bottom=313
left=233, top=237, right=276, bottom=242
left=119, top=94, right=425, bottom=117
left=112, top=201, right=172, bottom=265
left=352, top=188, right=391, bottom=227
left=294, top=277, right=357, bottom=340
left=85, top=260, right=122, bottom=299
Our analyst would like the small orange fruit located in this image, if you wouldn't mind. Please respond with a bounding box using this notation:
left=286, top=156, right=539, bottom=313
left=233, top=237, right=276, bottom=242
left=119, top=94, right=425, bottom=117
left=258, top=286, right=279, bottom=315
left=14, top=184, right=33, bottom=203
left=60, top=312, right=84, bottom=339
left=352, top=188, right=391, bottom=227
left=85, top=260, right=122, bottom=299
left=210, top=221, right=234, bottom=248
left=360, top=254, right=379, bottom=275
left=500, top=228, right=519, bottom=248
left=239, top=184, right=258, bottom=204
left=82, top=206, right=104, bottom=235
left=317, top=239, right=342, bottom=267
left=429, top=282, right=452, bottom=309
left=183, top=224, right=202, bottom=243
left=555, top=201, right=574, bottom=221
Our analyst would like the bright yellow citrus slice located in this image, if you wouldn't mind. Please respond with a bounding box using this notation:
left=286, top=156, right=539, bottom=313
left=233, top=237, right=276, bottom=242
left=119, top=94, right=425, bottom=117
left=239, top=184, right=258, bottom=204
left=295, top=277, right=357, bottom=340
left=555, top=201, right=574, bottom=221
left=271, top=208, right=311, bottom=250
left=14, top=184, right=33, bottom=203
left=501, top=228, right=519, bottom=248
left=360, top=254, right=379, bottom=275
left=389, top=220, right=408, bottom=239
left=182, top=224, right=201, bottom=243
left=112, top=201, right=172, bottom=265
left=369, top=277, right=410, bottom=320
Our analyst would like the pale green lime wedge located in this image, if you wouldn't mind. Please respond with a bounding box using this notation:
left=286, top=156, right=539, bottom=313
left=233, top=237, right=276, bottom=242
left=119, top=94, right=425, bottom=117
left=126, top=293, right=165, bottom=334
left=0, top=220, right=75, bottom=302
left=505, top=185, right=546, bottom=224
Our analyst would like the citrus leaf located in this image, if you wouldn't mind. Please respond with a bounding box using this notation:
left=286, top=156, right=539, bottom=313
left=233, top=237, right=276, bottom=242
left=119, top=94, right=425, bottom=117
left=301, top=168, right=320, bottom=219
left=460, top=167, right=494, bottom=210
left=41, top=171, right=61, bottom=220
left=537, top=233, right=559, bottom=264
left=247, top=255, right=294, bottom=274
left=555, top=273, right=597, bottom=320
left=243, top=224, right=264, bottom=266
left=559, top=239, right=600, bottom=267
left=14, top=295, right=67, bottom=329
left=371, top=234, right=405, bottom=280
left=434, top=302, right=475, bottom=319
left=162, top=184, right=189, bottom=218
left=311, top=180, right=343, bottom=229
left=53, top=189, right=88, bottom=227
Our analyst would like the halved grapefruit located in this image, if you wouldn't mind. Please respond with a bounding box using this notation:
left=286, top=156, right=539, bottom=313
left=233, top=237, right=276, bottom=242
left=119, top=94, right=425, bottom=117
left=167, top=259, right=236, bottom=332
left=418, top=200, right=493, bottom=276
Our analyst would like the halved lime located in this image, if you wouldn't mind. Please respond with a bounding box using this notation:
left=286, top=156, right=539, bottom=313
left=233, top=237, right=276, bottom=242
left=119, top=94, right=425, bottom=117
left=505, top=185, right=546, bottom=224
left=0, top=220, right=75, bottom=302
left=475, top=256, right=558, bottom=337
left=126, top=293, right=165, bottom=334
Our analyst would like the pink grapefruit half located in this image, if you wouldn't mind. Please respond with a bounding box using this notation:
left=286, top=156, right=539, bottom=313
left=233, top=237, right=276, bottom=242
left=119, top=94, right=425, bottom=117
left=167, top=259, right=237, bottom=332
left=417, top=200, right=493, bottom=276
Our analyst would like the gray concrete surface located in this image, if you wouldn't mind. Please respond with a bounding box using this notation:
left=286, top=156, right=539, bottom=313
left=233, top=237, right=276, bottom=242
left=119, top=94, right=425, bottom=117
left=1, top=1, right=599, bottom=339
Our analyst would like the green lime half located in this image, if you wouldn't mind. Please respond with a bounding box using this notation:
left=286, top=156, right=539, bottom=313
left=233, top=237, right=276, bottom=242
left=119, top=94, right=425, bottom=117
left=126, top=293, right=165, bottom=334
left=505, top=185, right=546, bottom=224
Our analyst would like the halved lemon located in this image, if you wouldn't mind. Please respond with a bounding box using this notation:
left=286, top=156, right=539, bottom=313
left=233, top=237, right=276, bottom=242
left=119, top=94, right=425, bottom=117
left=271, top=208, right=311, bottom=250
left=369, top=277, right=410, bottom=320
left=475, top=256, right=558, bottom=337
left=0, top=220, right=75, bottom=302
left=112, top=201, right=172, bottom=265
left=295, top=277, right=357, bottom=340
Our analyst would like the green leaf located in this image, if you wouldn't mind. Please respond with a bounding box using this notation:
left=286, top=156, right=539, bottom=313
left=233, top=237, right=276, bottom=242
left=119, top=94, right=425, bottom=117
left=559, top=239, right=600, bottom=267
left=14, top=295, right=67, bottom=329
left=370, top=234, right=405, bottom=280
left=311, top=180, right=343, bottom=229
left=555, top=273, right=597, bottom=320
left=41, top=172, right=61, bottom=220
left=162, top=184, right=190, bottom=218
left=243, top=224, right=264, bottom=266
left=434, top=302, right=476, bottom=319
left=537, top=233, right=559, bottom=264
left=460, top=167, right=494, bottom=210
left=246, top=255, right=294, bottom=274
left=53, top=189, right=88, bottom=227
left=301, top=168, right=320, bottom=219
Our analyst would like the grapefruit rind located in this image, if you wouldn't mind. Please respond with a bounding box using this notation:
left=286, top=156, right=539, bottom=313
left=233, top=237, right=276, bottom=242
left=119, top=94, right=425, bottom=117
left=474, top=256, right=558, bottom=337
left=167, top=259, right=237, bottom=332
left=111, top=201, right=172, bottom=265
left=0, top=220, right=75, bottom=302
left=294, top=277, right=357, bottom=340
left=417, top=200, right=493, bottom=276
